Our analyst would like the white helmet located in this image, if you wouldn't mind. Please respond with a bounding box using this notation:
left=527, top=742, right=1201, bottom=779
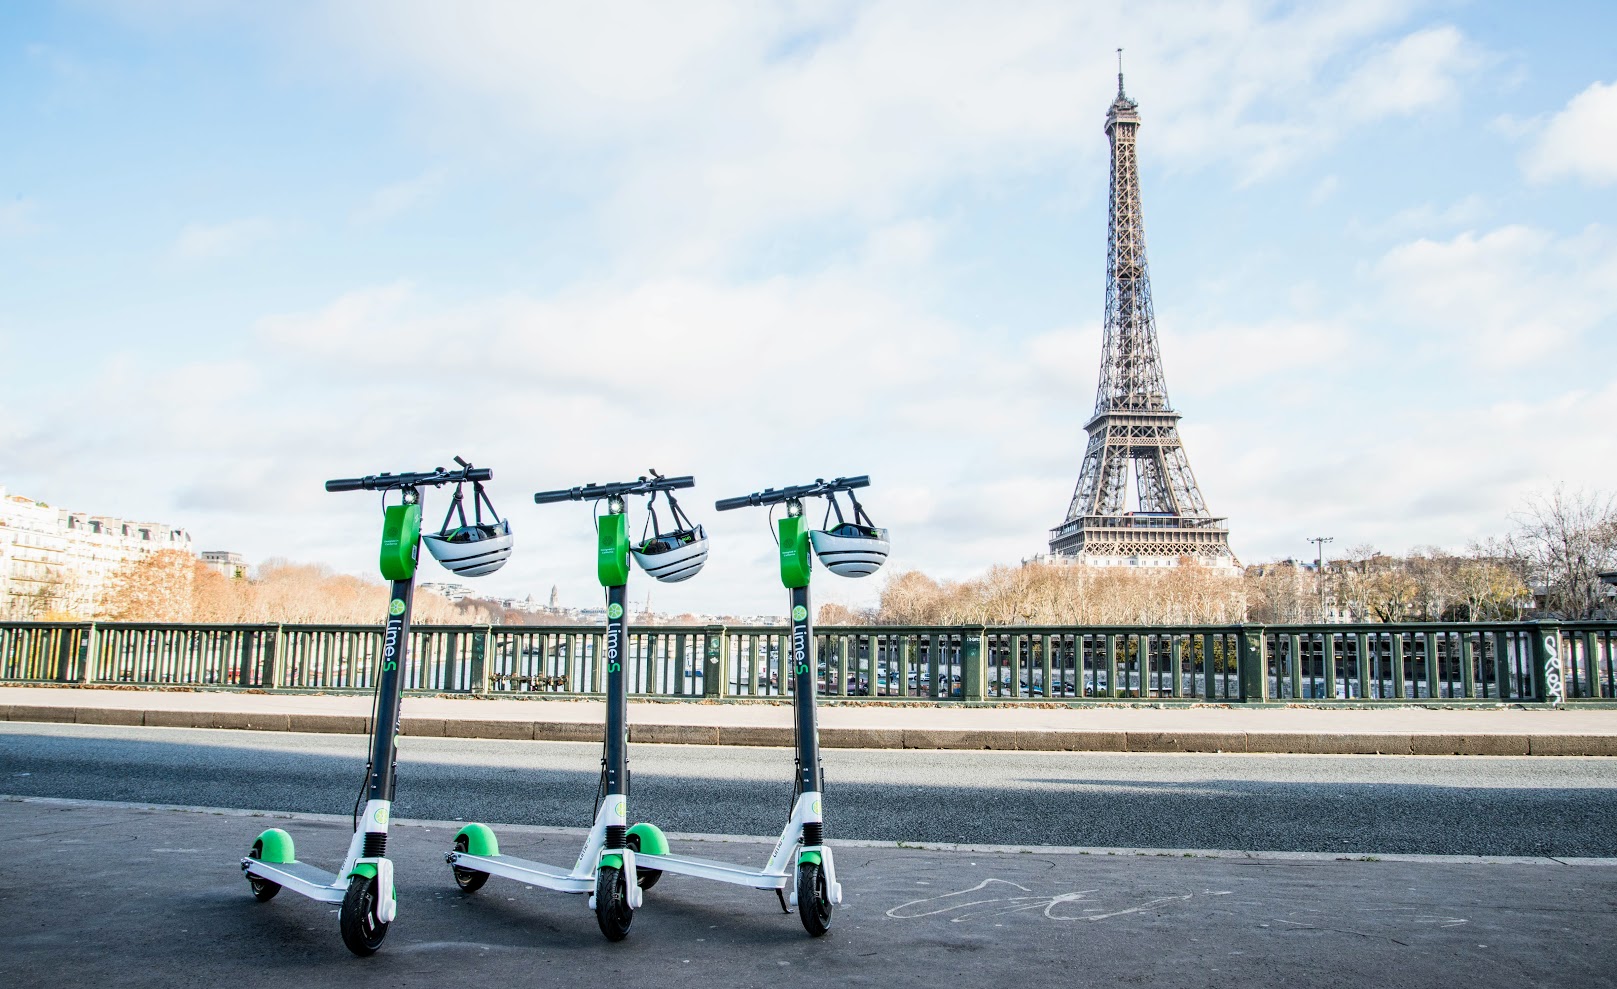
left=632, top=524, right=710, bottom=583
left=809, top=486, right=887, bottom=577
left=423, top=475, right=512, bottom=577
left=424, top=519, right=513, bottom=577
left=631, top=483, right=709, bottom=583
left=810, top=522, right=889, bottom=577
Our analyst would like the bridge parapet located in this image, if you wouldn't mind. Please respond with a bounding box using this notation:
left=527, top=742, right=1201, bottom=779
left=1, top=620, right=1612, bottom=705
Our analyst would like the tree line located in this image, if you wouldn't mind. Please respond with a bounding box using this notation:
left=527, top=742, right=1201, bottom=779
left=12, top=488, right=1612, bottom=627
left=95, top=553, right=494, bottom=625
left=821, top=487, right=1616, bottom=626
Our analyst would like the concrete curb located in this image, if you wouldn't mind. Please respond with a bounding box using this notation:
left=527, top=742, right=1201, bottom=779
left=5, top=703, right=1617, bottom=755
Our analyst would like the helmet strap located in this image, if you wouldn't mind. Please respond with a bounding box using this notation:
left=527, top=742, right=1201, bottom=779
left=471, top=480, right=502, bottom=526
left=438, top=482, right=470, bottom=536
left=846, top=490, right=875, bottom=528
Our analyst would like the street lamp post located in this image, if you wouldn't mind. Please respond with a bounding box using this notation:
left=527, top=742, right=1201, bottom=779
left=1308, top=536, right=1334, bottom=622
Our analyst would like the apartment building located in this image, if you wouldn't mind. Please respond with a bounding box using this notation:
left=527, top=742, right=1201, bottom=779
left=0, top=485, right=193, bottom=618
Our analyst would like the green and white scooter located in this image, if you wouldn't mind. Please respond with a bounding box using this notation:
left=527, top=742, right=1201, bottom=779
left=241, top=460, right=512, bottom=956
left=633, top=474, right=889, bottom=937
left=443, top=471, right=705, bottom=941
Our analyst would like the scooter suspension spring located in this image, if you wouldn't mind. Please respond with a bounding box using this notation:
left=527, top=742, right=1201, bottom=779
left=803, top=822, right=824, bottom=846
left=363, top=833, right=388, bottom=857
left=606, top=825, right=627, bottom=849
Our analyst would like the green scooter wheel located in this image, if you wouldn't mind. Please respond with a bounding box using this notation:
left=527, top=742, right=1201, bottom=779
left=339, top=874, right=389, bottom=956
left=625, top=830, right=661, bottom=891
left=245, top=838, right=280, bottom=902
left=796, top=862, right=833, bottom=937
left=594, top=866, right=632, bottom=942
left=451, top=833, right=489, bottom=893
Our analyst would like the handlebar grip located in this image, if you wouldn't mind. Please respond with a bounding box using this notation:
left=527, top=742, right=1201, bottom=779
left=534, top=489, right=578, bottom=504
left=660, top=475, right=696, bottom=490
left=714, top=494, right=754, bottom=511
left=835, top=475, right=870, bottom=489
left=325, top=478, right=367, bottom=492
left=464, top=467, right=493, bottom=482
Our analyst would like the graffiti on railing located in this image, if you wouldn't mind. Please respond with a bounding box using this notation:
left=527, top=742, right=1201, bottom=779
left=1540, top=630, right=1565, bottom=705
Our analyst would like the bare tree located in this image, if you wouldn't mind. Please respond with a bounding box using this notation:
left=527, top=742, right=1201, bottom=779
left=1512, top=487, right=1617, bottom=619
left=99, top=550, right=197, bottom=622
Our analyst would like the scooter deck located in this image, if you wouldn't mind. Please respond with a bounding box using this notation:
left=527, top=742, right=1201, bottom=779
left=242, top=859, right=347, bottom=903
left=448, top=852, right=593, bottom=894
left=635, top=851, right=790, bottom=890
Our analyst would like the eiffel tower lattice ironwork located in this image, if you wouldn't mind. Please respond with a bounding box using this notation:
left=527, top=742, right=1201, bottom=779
left=1049, top=65, right=1233, bottom=565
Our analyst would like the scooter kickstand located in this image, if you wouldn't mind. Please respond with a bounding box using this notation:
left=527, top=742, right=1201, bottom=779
left=776, top=888, right=793, bottom=914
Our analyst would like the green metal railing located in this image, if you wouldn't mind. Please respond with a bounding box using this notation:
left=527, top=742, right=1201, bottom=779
left=1, top=620, right=1612, bottom=703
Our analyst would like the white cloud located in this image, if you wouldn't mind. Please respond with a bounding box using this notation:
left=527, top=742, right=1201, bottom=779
left=1374, top=224, right=1617, bottom=366
left=862, top=218, right=943, bottom=269
left=1351, top=195, right=1488, bottom=240
left=1332, top=26, right=1481, bottom=122
left=171, top=217, right=279, bottom=261
left=1168, top=320, right=1355, bottom=396
left=183, top=1, right=1485, bottom=263
left=352, top=167, right=446, bottom=224
left=1522, top=80, right=1617, bottom=186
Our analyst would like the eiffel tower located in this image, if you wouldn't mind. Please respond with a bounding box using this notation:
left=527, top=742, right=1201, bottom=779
left=1049, top=62, right=1234, bottom=567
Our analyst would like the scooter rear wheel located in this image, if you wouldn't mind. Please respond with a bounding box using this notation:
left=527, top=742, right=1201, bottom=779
left=339, top=874, right=390, bottom=956
left=451, top=834, right=489, bottom=893
left=594, top=866, right=633, bottom=942
left=246, top=839, right=280, bottom=902
left=797, top=862, right=833, bottom=937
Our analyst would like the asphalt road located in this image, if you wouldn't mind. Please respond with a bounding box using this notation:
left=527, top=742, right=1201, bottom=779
left=3, top=722, right=1616, bottom=856
left=4, top=799, right=1615, bottom=989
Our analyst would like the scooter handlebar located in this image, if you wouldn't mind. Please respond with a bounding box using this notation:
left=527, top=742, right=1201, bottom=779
left=715, top=475, right=871, bottom=511
left=534, top=474, right=696, bottom=504
left=325, top=465, right=492, bottom=493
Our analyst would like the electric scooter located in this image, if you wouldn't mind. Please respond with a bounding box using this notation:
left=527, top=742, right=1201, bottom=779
left=443, top=471, right=706, bottom=941
left=633, top=475, right=889, bottom=937
left=240, top=460, right=509, bottom=956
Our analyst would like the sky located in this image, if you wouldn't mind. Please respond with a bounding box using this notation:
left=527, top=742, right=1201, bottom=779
left=2, top=0, right=1615, bottom=617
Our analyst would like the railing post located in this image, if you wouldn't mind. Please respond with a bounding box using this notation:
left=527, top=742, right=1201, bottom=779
left=1391, top=633, right=1407, bottom=699
left=262, top=624, right=283, bottom=690
left=1532, top=620, right=1565, bottom=705
left=79, top=622, right=98, bottom=684
left=1238, top=624, right=1268, bottom=702
left=471, top=625, right=492, bottom=694
left=962, top=626, right=986, bottom=702
left=703, top=625, right=727, bottom=698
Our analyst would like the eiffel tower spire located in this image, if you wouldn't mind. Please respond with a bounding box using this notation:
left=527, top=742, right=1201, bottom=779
left=1050, top=66, right=1234, bottom=567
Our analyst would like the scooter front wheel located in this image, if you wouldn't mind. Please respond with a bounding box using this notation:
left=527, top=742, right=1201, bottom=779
left=339, top=874, right=389, bottom=956
left=246, top=839, right=280, bottom=902
left=594, top=866, right=633, bottom=942
left=797, top=862, right=833, bottom=937
left=451, top=834, right=489, bottom=893
left=625, top=831, right=661, bottom=891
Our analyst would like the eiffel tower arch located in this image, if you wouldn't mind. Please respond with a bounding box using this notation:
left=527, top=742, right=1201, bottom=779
left=1049, top=66, right=1236, bottom=569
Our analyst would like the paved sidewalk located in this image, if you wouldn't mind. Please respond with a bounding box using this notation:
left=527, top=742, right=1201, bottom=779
left=5, top=684, right=1616, bottom=754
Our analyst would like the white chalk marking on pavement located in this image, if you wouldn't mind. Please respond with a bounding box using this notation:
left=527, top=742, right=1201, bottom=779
left=886, top=878, right=1204, bottom=923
